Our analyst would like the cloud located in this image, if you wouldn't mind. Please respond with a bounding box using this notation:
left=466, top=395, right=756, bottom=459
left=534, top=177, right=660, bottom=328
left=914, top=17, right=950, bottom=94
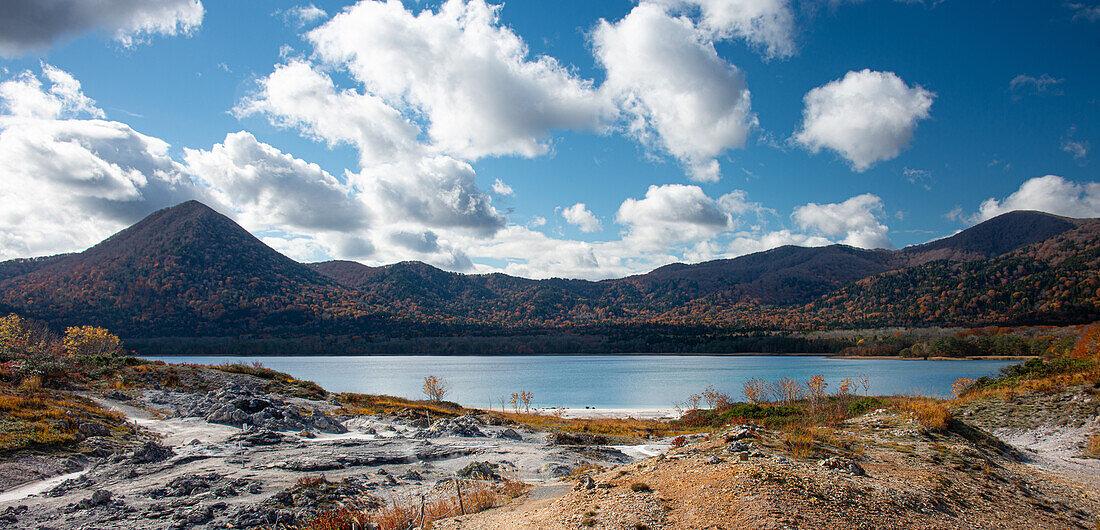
left=357, top=155, right=506, bottom=237
left=617, top=184, right=737, bottom=248
left=305, top=0, right=611, bottom=160
left=795, top=69, right=934, bottom=171
left=561, top=203, right=603, bottom=232
left=974, top=175, right=1100, bottom=222
left=1063, top=138, right=1089, bottom=161
left=1066, top=2, right=1100, bottom=22
left=491, top=179, right=514, bottom=196
left=1061, top=127, right=1089, bottom=162
left=903, top=167, right=931, bottom=190
left=183, top=131, right=370, bottom=234
left=236, top=60, right=420, bottom=167
left=0, top=67, right=196, bottom=259
left=0, top=64, right=105, bottom=120
left=594, top=4, right=756, bottom=181
left=1009, top=74, right=1064, bottom=99
left=281, top=4, right=328, bottom=27
left=649, top=0, right=796, bottom=60
left=791, top=193, right=893, bottom=249
left=0, top=0, right=204, bottom=56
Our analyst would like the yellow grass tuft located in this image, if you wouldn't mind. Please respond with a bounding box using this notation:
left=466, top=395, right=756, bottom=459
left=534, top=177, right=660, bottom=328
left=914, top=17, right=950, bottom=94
left=893, top=397, right=952, bottom=432
left=1087, top=432, right=1100, bottom=458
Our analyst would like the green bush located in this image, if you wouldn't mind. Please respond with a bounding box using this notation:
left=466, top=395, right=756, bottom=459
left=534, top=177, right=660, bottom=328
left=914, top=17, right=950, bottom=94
left=847, top=396, right=882, bottom=416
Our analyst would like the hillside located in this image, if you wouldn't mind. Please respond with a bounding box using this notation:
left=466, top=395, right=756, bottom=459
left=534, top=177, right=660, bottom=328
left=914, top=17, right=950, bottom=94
left=804, top=220, right=1100, bottom=328
left=0, top=202, right=1093, bottom=349
left=897, top=210, right=1082, bottom=266
left=0, top=201, right=364, bottom=336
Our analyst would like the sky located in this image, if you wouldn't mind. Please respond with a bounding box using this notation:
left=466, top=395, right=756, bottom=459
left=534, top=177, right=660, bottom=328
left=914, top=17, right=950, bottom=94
left=0, top=0, right=1097, bottom=280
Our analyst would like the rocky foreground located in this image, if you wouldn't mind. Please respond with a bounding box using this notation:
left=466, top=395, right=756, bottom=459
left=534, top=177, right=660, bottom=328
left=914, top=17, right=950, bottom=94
left=0, top=367, right=1097, bottom=529
left=439, top=397, right=1100, bottom=529
left=0, top=368, right=657, bottom=529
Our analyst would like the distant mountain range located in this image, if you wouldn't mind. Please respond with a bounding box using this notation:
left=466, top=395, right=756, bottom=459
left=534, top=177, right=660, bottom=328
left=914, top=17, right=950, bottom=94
left=0, top=201, right=1096, bottom=353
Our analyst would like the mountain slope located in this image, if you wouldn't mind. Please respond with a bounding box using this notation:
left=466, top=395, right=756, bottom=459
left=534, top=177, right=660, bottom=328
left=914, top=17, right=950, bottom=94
left=0, top=203, right=1091, bottom=342
left=898, top=210, right=1081, bottom=265
left=314, top=211, right=1079, bottom=315
left=804, top=220, right=1100, bottom=327
left=0, top=201, right=356, bottom=336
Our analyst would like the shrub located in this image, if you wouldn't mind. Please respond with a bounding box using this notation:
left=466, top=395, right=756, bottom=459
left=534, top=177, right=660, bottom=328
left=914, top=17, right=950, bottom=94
left=847, top=396, right=881, bottom=416
left=743, top=378, right=768, bottom=404
left=630, top=482, right=652, bottom=492
left=422, top=375, right=450, bottom=402
left=806, top=375, right=827, bottom=406
left=769, top=377, right=804, bottom=404
left=62, top=326, right=121, bottom=358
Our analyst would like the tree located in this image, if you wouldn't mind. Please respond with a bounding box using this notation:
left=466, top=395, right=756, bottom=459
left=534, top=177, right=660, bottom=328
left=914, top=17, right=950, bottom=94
left=62, top=325, right=121, bottom=358
left=422, top=375, right=450, bottom=402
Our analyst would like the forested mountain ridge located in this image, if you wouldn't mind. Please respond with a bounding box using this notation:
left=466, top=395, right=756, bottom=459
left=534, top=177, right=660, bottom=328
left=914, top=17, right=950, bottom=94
left=0, top=201, right=367, bottom=337
left=0, top=201, right=1093, bottom=348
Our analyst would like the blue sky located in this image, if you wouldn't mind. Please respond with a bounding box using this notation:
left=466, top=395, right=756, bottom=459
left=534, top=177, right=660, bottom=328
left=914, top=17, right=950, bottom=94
left=0, top=0, right=1096, bottom=279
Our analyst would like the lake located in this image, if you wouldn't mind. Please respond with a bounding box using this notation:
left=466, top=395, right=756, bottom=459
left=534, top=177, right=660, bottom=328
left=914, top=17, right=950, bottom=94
left=148, top=354, right=1019, bottom=410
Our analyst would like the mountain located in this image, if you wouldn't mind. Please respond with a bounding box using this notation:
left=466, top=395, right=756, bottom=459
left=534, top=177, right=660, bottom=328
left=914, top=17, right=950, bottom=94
left=0, top=202, right=1092, bottom=348
left=0, top=201, right=358, bottom=336
left=314, top=210, right=1080, bottom=314
left=897, top=210, right=1081, bottom=265
left=803, top=219, right=1100, bottom=328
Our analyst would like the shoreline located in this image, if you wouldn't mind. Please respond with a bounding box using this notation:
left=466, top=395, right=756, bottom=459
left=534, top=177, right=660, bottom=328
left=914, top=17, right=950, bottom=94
left=533, top=407, right=682, bottom=420
left=144, top=352, right=1031, bottom=360
left=828, top=355, right=1037, bottom=361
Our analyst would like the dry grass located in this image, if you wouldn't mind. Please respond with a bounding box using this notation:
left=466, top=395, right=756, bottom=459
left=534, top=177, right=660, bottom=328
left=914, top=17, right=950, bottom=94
left=955, top=366, right=1100, bottom=405
left=334, top=392, right=462, bottom=419
left=1087, top=432, right=1100, bottom=458
left=497, top=411, right=695, bottom=440
left=0, top=389, right=126, bottom=452
left=783, top=427, right=818, bottom=458
left=892, top=397, right=952, bottom=432
left=368, top=478, right=525, bottom=530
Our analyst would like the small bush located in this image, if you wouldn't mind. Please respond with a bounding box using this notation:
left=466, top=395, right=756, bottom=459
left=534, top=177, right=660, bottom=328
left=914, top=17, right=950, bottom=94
left=630, top=482, right=651, bottom=492
left=847, top=397, right=881, bottom=416
left=670, top=435, right=687, bottom=448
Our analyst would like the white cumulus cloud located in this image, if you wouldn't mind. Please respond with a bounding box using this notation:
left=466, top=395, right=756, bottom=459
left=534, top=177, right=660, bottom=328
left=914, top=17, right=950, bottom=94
left=236, top=60, right=420, bottom=167
left=0, top=67, right=196, bottom=259
left=791, top=193, right=893, bottom=249
left=183, top=131, right=370, bottom=234
left=617, top=184, right=736, bottom=248
left=305, top=0, right=611, bottom=160
left=795, top=69, right=934, bottom=171
left=974, top=175, right=1100, bottom=222
left=491, top=179, right=514, bottom=196
left=649, top=0, right=796, bottom=59
left=594, top=3, right=756, bottom=182
left=0, top=0, right=204, bottom=56
left=561, top=203, right=603, bottom=233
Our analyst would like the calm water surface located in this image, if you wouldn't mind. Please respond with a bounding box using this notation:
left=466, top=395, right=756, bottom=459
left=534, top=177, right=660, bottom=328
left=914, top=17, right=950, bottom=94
left=148, top=355, right=1018, bottom=409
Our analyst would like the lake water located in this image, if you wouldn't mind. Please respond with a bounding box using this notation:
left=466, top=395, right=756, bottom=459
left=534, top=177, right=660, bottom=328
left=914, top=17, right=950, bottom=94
left=148, top=354, right=1019, bottom=410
